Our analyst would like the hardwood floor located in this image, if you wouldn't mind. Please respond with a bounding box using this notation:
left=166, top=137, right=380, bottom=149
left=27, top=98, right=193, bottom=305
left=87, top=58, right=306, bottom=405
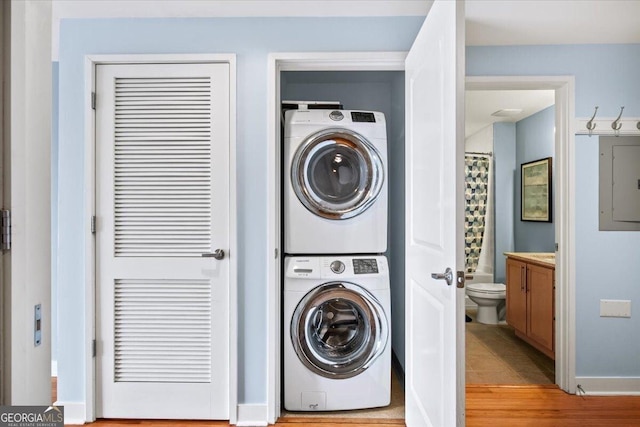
left=57, top=382, right=640, bottom=426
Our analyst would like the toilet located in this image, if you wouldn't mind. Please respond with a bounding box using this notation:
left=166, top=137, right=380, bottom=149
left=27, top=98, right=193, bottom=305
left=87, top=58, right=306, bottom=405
left=466, top=282, right=506, bottom=325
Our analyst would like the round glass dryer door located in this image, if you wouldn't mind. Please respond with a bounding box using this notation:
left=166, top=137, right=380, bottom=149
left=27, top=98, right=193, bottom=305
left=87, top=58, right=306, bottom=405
left=291, top=128, right=384, bottom=219
left=290, top=282, right=389, bottom=379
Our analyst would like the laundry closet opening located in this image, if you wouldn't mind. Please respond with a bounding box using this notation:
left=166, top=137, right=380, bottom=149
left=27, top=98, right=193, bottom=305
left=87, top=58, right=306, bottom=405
left=279, top=70, right=406, bottom=419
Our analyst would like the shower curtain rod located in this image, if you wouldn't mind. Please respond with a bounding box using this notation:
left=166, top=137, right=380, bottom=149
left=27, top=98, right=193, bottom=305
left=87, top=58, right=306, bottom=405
left=465, top=151, right=493, bottom=156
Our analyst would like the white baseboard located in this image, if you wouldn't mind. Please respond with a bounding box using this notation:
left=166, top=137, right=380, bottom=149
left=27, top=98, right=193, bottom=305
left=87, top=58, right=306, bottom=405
left=54, top=401, right=86, bottom=425
left=51, top=360, right=58, bottom=377
left=236, top=404, right=268, bottom=426
left=575, top=377, right=640, bottom=395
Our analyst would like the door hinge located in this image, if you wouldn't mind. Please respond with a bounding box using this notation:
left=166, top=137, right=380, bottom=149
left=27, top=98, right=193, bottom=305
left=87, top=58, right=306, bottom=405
left=91, top=92, right=96, bottom=110
left=555, top=242, right=558, bottom=251
left=92, top=339, right=96, bottom=357
left=91, top=215, right=96, bottom=234
left=1, top=210, right=11, bottom=251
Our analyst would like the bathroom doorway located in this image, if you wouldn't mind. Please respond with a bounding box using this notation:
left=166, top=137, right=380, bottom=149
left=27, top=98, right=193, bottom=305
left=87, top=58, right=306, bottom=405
left=464, top=88, right=557, bottom=385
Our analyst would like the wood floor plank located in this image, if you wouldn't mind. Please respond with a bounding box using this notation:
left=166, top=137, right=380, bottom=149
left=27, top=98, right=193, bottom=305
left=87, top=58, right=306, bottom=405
left=59, top=383, right=640, bottom=426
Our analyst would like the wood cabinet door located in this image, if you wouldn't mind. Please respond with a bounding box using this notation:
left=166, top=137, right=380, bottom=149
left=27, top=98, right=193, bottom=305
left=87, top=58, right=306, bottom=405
left=506, top=258, right=527, bottom=333
left=527, top=264, right=555, bottom=353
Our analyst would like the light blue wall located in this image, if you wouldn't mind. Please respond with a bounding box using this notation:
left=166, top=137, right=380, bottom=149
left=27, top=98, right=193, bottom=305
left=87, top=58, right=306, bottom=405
left=514, top=106, right=555, bottom=252
left=57, top=17, right=423, bottom=405
left=493, top=122, right=516, bottom=284
left=468, top=44, right=640, bottom=377
left=388, top=72, right=406, bottom=373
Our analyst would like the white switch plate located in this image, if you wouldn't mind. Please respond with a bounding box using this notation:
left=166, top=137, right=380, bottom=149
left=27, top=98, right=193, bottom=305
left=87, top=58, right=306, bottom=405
left=600, top=299, right=632, bottom=318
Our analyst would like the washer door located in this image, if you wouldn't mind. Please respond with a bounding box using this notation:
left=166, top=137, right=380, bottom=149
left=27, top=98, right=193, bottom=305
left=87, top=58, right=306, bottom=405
left=291, top=282, right=389, bottom=379
left=291, top=128, right=384, bottom=219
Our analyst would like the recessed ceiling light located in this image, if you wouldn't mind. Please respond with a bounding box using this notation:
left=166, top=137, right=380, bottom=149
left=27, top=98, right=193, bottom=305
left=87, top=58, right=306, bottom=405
left=491, top=108, right=523, bottom=117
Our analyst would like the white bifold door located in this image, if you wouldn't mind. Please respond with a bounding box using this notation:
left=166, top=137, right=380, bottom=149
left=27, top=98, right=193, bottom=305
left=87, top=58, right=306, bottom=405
left=404, top=1, right=466, bottom=426
left=95, top=62, right=230, bottom=419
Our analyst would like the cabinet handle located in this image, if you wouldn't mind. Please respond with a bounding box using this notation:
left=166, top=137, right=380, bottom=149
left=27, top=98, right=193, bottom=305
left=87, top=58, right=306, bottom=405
left=521, top=266, right=525, bottom=292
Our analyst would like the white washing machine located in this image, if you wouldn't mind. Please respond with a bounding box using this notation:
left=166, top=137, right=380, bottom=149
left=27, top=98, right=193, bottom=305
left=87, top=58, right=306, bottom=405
left=284, top=109, right=388, bottom=254
left=284, top=255, right=391, bottom=411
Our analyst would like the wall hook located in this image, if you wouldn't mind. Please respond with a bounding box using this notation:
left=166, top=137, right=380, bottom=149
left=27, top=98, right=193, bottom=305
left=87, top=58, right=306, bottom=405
left=611, top=106, right=624, bottom=136
left=586, top=106, right=598, bottom=136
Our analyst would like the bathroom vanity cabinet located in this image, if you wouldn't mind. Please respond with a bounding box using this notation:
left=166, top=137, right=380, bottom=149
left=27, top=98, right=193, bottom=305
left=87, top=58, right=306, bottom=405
left=505, top=253, right=555, bottom=359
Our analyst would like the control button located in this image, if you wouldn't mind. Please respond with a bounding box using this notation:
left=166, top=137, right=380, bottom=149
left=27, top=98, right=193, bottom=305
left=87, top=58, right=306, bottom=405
left=329, top=111, right=344, bottom=121
left=330, top=260, right=345, bottom=274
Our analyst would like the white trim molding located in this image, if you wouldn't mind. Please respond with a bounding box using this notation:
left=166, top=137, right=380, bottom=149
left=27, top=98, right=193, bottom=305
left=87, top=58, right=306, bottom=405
left=236, top=404, right=268, bottom=427
left=466, top=76, right=577, bottom=394
left=575, top=117, right=640, bottom=136
left=83, top=53, right=238, bottom=423
left=575, top=377, right=640, bottom=395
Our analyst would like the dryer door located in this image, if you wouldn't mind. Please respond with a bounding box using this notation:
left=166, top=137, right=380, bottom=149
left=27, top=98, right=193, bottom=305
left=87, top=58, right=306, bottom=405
left=291, top=282, right=389, bottom=379
left=291, top=128, right=384, bottom=219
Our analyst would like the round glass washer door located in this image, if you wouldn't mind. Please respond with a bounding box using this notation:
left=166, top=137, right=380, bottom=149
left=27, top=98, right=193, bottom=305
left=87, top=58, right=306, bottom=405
left=291, top=128, right=384, bottom=220
left=290, top=282, right=389, bottom=379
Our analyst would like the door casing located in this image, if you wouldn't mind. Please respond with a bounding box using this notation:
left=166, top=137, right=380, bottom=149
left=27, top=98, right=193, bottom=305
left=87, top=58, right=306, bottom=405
left=267, top=54, right=576, bottom=423
left=83, top=54, right=238, bottom=424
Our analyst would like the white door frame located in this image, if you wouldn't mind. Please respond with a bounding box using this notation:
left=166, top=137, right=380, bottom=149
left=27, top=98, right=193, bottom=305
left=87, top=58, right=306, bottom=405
left=83, top=54, right=238, bottom=424
left=266, top=52, right=406, bottom=423
left=267, top=58, right=577, bottom=422
left=466, top=76, right=576, bottom=393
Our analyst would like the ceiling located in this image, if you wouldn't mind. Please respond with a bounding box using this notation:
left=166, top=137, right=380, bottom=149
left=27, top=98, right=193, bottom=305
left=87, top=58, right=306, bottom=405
left=465, top=0, right=640, bottom=46
left=465, top=90, right=555, bottom=138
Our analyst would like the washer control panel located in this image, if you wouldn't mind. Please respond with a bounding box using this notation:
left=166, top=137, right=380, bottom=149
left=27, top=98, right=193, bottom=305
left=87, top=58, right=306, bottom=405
left=286, top=256, right=388, bottom=279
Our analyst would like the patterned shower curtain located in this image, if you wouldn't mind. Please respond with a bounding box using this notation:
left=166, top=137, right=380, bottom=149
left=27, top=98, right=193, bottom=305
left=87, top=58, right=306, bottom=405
left=464, top=155, right=491, bottom=273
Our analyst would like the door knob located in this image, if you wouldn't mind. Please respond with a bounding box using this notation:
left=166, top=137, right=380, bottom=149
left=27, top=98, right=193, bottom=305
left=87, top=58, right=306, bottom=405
left=432, top=267, right=454, bottom=286
left=431, top=268, right=465, bottom=288
left=202, top=249, right=225, bottom=260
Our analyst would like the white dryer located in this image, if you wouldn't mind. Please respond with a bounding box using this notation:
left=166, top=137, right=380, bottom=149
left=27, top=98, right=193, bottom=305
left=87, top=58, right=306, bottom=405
left=284, top=109, right=388, bottom=254
left=284, top=255, right=391, bottom=411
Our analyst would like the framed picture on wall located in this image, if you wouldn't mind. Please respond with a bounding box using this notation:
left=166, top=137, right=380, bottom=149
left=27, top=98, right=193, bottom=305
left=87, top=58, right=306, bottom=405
left=521, top=157, right=552, bottom=222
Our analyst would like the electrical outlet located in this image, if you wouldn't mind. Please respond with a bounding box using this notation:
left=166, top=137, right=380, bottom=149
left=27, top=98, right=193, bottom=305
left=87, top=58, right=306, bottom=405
left=600, top=299, right=631, bottom=318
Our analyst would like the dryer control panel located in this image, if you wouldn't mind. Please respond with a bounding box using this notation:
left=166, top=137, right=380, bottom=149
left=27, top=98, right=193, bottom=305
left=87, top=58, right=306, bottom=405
left=285, top=256, right=388, bottom=279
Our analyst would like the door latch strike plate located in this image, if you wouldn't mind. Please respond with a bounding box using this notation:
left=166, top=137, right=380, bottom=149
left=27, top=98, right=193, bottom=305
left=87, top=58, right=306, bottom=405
left=456, top=270, right=465, bottom=288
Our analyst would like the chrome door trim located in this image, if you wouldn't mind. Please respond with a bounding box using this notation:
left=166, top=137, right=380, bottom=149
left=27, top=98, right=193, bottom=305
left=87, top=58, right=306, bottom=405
left=290, top=282, right=389, bottom=379
left=291, top=128, right=384, bottom=220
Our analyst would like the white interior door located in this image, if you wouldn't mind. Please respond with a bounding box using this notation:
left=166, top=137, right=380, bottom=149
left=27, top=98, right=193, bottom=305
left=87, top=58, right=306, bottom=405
left=404, top=1, right=465, bottom=426
left=95, top=62, right=230, bottom=419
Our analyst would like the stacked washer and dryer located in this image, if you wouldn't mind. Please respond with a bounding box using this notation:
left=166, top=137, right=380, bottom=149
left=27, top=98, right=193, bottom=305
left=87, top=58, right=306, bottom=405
left=283, top=108, right=392, bottom=412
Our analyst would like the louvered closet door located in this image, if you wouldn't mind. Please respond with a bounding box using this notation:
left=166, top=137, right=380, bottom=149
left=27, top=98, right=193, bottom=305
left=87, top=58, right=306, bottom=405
left=95, top=63, right=230, bottom=419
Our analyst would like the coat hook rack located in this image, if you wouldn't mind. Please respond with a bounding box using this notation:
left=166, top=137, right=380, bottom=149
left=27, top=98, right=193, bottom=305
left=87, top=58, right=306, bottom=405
left=586, top=106, right=599, bottom=135
left=612, top=106, right=625, bottom=136
left=575, top=107, right=640, bottom=136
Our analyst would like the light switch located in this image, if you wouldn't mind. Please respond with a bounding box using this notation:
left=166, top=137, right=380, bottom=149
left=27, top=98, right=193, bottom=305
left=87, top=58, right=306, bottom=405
left=600, top=299, right=631, bottom=318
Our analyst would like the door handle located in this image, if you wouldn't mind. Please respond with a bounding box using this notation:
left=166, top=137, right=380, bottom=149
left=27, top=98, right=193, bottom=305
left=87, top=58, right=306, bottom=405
left=202, top=249, right=225, bottom=260
left=431, top=268, right=465, bottom=288
left=432, top=268, right=453, bottom=286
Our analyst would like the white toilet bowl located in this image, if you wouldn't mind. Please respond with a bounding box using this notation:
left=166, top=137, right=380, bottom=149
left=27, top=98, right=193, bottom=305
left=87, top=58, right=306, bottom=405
left=466, top=282, right=506, bottom=325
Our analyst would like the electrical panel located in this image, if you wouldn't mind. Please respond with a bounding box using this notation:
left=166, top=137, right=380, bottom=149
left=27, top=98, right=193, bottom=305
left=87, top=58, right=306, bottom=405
left=600, top=136, right=640, bottom=231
